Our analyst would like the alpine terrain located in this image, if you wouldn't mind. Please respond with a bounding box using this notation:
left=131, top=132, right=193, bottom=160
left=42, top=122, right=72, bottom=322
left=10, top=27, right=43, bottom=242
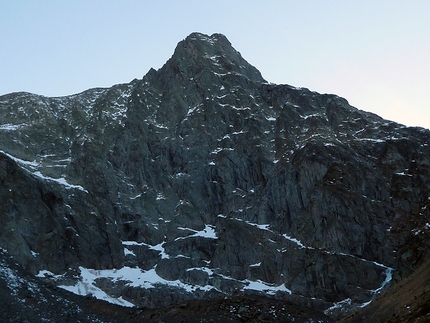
left=1, top=32, right=430, bottom=322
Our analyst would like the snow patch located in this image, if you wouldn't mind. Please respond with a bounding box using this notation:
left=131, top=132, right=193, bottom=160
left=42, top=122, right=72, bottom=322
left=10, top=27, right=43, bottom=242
left=0, top=123, right=24, bottom=130
left=324, top=298, right=352, bottom=315
left=58, top=267, right=135, bottom=307
left=282, top=234, right=306, bottom=249
left=122, top=240, right=170, bottom=259
left=0, top=150, right=38, bottom=168
left=59, top=265, right=218, bottom=306
left=246, top=222, right=271, bottom=231
left=121, top=240, right=146, bottom=247
left=176, top=225, right=217, bottom=240
left=243, top=279, right=291, bottom=295
left=156, top=193, right=166, bottom=200
left=186, top=267, right=214, bottom=275
left=150, top=242, right=170, bottom=259
left=356, top=138, right=385, bottom=143
left=130, top=193, right=142, bottom=200
left=36, top=269, right=57, bottom=278
left=33, top=171, right=88, bottom=193
left=124, top=248, right=136, bottom=257
left=395, top=172, right=412, bottom=177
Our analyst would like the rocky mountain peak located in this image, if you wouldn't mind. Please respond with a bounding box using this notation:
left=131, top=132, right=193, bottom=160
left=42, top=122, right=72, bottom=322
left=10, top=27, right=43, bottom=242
left=1, top=32, right=430, bottom=322
left=159, top=32, right=265, bottom=84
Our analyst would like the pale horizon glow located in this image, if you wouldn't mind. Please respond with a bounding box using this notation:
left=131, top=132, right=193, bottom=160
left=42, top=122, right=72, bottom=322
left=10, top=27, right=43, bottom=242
left=1, top=1, right=429, bottom=129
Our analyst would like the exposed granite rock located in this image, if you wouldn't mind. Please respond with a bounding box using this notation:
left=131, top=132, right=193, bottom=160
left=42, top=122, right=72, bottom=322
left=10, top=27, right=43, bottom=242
left=0, top=32, right=430, bottom=320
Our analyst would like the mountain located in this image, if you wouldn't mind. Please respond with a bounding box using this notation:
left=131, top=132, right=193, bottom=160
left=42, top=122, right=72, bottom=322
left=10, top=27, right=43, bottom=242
left=1, top=32, right=430, bottom=322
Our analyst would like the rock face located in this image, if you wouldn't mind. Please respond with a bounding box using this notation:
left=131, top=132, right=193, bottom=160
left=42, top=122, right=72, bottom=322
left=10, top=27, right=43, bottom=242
left=0, top=32, right=430, bottom=320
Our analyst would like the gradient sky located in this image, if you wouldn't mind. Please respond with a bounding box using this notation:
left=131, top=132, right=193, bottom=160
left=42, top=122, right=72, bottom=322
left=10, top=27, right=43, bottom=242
left=1, top=1, right=429, bottom=129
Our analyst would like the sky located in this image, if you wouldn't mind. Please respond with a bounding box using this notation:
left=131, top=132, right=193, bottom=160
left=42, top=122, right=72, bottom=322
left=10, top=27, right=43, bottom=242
left=1, top=1, right=429, bottom=129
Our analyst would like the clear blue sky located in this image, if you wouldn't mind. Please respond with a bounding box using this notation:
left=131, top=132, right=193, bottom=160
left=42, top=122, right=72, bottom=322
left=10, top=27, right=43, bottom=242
left=1, top=1, right=429, bottom=129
